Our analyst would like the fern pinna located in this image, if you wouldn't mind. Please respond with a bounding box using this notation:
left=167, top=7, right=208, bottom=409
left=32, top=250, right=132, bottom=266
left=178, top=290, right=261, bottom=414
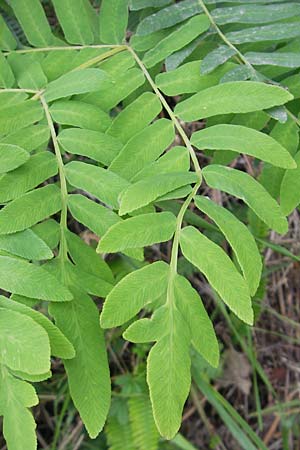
left=0, top=0, right=299, bottom=448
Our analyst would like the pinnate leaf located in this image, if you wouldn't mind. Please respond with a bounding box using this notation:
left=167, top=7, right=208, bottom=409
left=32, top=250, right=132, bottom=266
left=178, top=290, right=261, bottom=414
left=0, top=152, right=58, bottom=203
left=0, top=185, right=61, bottom=234
left=226, top=22, right=300, bottom=45
left=143, top=15, right=210, bottom=68
left=65, top=162, right=129, bottom=209
left=119, top=172, right=198, bottom=215
left=191, top=124, right=296, bottom=169
left=68, top=194, right=121, bottom=237
left=175, top=81, right=293, bottom=121
left=0, top=229, right=53, bottom=261
left=136, top=0, right=200, bottom=35
left=44, top=68, right=111, bottom=102
left=100, top=262, right=169, bottom=328
left=65, top=161, right=129, bottom=209
left=0, top=124, right=50, bottom=152
left=0, top=100, right=44, bottom=135
left=66, top=230, right=114, bottom=284
left=106, top=92, right=162, bottom=143
left=0, top=143, right=29, bottom=174
left=0, top=367, right=38, bottom=450
left=147, top=307, right=191, bottom=439
left=109, top=119, right=175, bottom=180
left=0, top=16, right=17, bottom=50
left=180, top=226, right=254, bottom=324
left=203, top=165, right=288, bottom=234
left=58, top=128, right=122, bottom=166
left=195, top=196, right=262, bottom=295
left=50, top=275, right=111, bottom=438
left=174, top=274, right=219, bottom=367
left=132, top=146, right=189, bottom=182
left=0, top=308, right=50, bottom=374
left=68, top=194, right=143, bottom=261
left=98, top=212, right=176, bottom=253
left=50, top=100, right=112, bottom=132
left=0, top=256, right=72, bottom=302
left=52, top=0, right=95, bottom=44
left=156, top=60, right=236, bottom=95
left=0, top=296, right=75, bottom=360
left=99, top=0, right=128, bottom=44
left=9, top=0, right=55, bottom=46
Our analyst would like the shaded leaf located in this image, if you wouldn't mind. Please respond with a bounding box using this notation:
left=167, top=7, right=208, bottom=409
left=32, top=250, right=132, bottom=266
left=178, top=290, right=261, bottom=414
left=143, top=15, right=210, bottom=68
left=132, top=146, right=189, bottom=182
left=67, top=194, right=143, bottom=261
left=175, top=274, right=219, bottom=367
left=8, top=53, right=47, bottom=90
left=81, top=68, right=145, bottom=112
left=0, top=51, right=14, bottom=88
left=52, top=0, right=95, bottom=44
left=226, top=22, right=300, bottom=44
left=66, top=230, right=114, bottom=284
left=9, top=0, right=55, bottom=46
left=99, top=0, right=128, bottom=44
left=0, top=125, right=50, bottom=152
left=0, top=16, right=17, bottom=50
left=201, top=46, right=236, bottom=75
left=156, top=59, right=236, bottom=95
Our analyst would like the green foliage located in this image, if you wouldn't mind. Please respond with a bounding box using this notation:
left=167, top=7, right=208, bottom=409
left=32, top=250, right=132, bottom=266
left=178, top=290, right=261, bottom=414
left=175, top=81, right=293, bottom=121
left=0, top=0, right=299, bottom=448
left=180, top=226, right=253, bottom=324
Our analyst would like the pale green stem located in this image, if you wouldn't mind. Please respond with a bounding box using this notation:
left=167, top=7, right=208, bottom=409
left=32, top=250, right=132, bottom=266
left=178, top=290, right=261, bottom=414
left=4, top=44, right=124, bottom=55
left=166, top=183, right=201, bottom=305
left=0, top=87, right=39, bottom=94
left=127, top=45, right=202, bottom=181
left=74, top=45, right=127, bottom=70
left=126, top=46, right=202, bottom=307
left=40, top=95, right=68, bottom=262
left=197, top=0, right=254, bottom=72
